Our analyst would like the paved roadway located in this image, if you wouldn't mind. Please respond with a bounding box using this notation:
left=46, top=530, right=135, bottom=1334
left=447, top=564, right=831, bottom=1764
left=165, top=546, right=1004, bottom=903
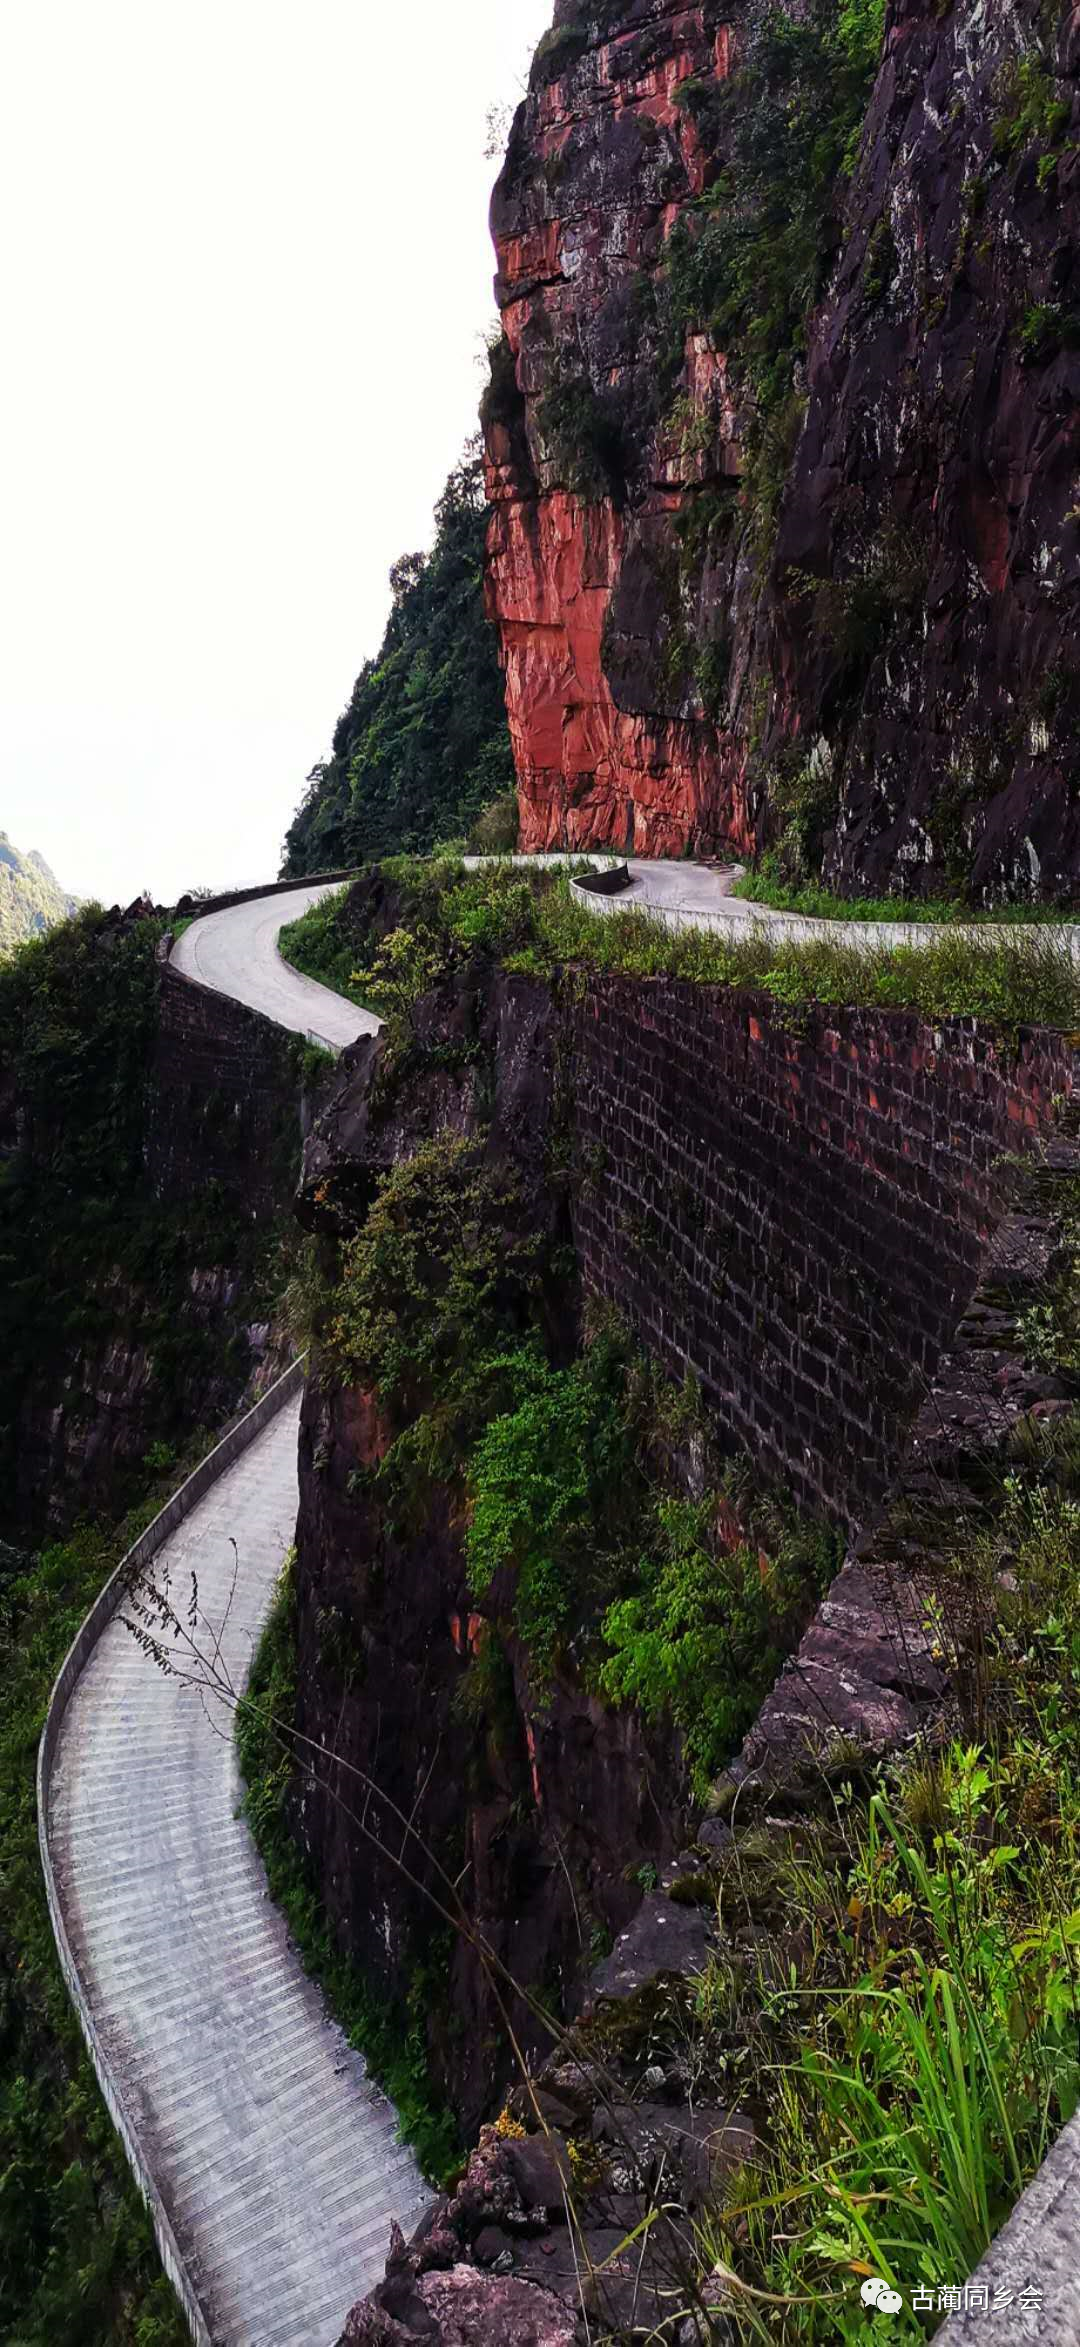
left=570, top=857, right=1080, bottom=954
left=48, top=1395, right=429, bottom=2346
left=171, top=870, right=1079, bottom=1052
left=51, top=859, right=1073, bottom=2347
left=172, top=886, right=379, bottom=1050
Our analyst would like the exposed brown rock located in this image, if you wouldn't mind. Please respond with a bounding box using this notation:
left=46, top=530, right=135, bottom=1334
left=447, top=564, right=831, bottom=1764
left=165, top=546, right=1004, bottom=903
left=484, top=0, right=1080, bottom=897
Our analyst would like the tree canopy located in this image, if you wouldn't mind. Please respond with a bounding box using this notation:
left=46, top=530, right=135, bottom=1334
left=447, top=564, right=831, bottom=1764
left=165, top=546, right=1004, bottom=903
left=281, top=449, right=515, bottom=875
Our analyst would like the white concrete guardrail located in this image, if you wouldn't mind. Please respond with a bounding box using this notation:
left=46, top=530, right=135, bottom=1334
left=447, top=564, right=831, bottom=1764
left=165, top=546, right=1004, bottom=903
left=567, top=858, right=1080, bottom=955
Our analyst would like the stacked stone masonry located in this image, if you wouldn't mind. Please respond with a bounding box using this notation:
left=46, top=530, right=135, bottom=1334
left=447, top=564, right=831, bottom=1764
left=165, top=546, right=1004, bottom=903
left=148, top=961, right=305, bottom=1216
left=568, top=977, right=1073, bottom=1527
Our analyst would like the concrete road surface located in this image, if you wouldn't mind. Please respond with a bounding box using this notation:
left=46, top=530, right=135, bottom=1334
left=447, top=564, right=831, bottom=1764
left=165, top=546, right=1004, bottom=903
left=172, top=884, right=379, bottom=1050
left=48, top=1398, right=429, bottom=2346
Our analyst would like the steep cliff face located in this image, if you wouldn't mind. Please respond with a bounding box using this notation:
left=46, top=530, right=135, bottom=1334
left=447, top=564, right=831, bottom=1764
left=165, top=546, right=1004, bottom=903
left=291, top=953, right=690, bottom=2137
left=485, top=0, right=750, bottom=858
left=284, top=868, right=1073, bottom=2169
left=294, top=1372, right=685, bottom=2138
left=484, top=0, right=1080, bottom=897
left=774, top=0, right=1080, bottom=898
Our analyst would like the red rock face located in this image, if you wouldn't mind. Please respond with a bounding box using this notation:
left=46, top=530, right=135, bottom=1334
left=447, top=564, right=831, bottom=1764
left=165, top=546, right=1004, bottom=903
left=484, top=0, right=753, bottom=859
left=485, top=479, right=750, bottom=852
left=485, top=0, right=1080, bottom=898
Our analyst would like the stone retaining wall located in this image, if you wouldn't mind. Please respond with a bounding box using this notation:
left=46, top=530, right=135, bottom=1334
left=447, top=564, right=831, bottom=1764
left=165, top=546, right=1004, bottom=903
left=148, top=960, right=312, bottom=1213
left=570, top=978, right=1073, bottom=1528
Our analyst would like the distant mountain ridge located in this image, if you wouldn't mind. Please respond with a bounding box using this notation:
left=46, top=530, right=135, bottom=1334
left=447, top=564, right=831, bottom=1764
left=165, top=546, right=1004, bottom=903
left=0, top=831, right=78, bottom=957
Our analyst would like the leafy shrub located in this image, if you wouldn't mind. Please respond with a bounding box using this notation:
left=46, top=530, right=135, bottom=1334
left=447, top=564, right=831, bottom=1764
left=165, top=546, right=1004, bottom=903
left=992, top=51, right=1070, bottom=162
left=786, top=522, right=929, bottom=710
left=465, top=1339, right=638, bottom=1681
left=762, top=743, right=841, bottom=880
left=349, top=923, right=447, bottom=1043
left=324, top=1135, right=540, bottom=1486
left=536, top=368, right=629, bottom=502
left=601, top=1497, right=833, bottom=1797
left=531, top=22, right=590, bottom=83
left=278, top=888, right=363, bottom=1002
left=712, top=1452, right=1080, bottom=2332
left=468, top=792, right=520, bottom=855
left=1018, top=301, right=1080, bottom=362
left=479, top=333, right=522, bottom=435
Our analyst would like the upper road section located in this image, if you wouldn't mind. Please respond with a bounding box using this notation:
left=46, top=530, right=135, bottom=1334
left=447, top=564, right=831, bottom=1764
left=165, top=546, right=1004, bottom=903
left=172, top=884, right=379, bottom=1051
left=570, top=858, right=1080, bottom=953
left=171, top=868, right=1079, bottom=1051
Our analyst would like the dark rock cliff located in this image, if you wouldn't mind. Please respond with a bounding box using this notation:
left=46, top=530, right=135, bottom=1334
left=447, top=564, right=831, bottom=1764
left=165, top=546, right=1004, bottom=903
left=483, top=0, right=1080, bottom=897
left=292, top=967, right=689, bottom=2138
left=776, top=0, right=1080, bottom=898
left=0, top=923, right=308, bottom=1538
left=286, top=879, right=1071, bottom=2162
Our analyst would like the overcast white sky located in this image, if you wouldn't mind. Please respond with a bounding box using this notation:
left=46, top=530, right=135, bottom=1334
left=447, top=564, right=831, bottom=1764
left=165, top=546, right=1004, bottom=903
left=0, top=0, right=552, bottom=905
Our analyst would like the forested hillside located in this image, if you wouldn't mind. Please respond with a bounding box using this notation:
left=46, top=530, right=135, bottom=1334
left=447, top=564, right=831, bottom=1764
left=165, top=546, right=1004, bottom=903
left=0, top=833, right=77, bottom=957
left=281, top=450, right=516, bottom=875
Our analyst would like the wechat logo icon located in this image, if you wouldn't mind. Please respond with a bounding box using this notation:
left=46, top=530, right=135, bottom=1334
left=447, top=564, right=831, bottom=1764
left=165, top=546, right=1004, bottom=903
left=861, top=2278, right=904, bottom=2316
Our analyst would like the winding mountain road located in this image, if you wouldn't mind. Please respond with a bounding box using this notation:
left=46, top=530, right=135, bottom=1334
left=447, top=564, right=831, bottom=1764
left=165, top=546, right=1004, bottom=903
left=47, top=1397, right=428, bottom=2345
left=172, top=884, right=379, bottom=1050
left=172, top=864, right=1079, bottom=1044
left=42, top=859, right=1078, bottom=2347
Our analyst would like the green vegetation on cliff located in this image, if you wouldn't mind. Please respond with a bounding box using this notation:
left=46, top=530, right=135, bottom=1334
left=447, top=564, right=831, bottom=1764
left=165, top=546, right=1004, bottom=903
left=0, top=831, right=77, bottom=960
left=700, top=1430, right=1080, bottom=2337
left=281, top=452, right=516, bottom=876
left=732, top=862, right=1080, bottom=924
left=312, top=1127, right=836, bottom=1797
left=277, top=855, right=1080, bottom=1036
left=664, top=0, right=884, bottom=439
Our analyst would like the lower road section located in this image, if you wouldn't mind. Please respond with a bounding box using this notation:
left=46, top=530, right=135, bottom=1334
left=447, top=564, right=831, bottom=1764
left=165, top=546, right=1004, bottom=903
left=47, top=1397, right=428, bottom=2346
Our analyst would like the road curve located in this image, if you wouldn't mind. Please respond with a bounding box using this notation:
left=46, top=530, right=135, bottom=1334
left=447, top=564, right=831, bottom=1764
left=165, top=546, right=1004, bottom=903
left=171, top=869, right=1079, bottom=1050
left=568, top=857, right=1080, bottom=954
left=55, top=858, right=1072, bottom=2346
left=172, top=885, right=379, bottom=1050
left=47, top=1395, right=429, bottom=2346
